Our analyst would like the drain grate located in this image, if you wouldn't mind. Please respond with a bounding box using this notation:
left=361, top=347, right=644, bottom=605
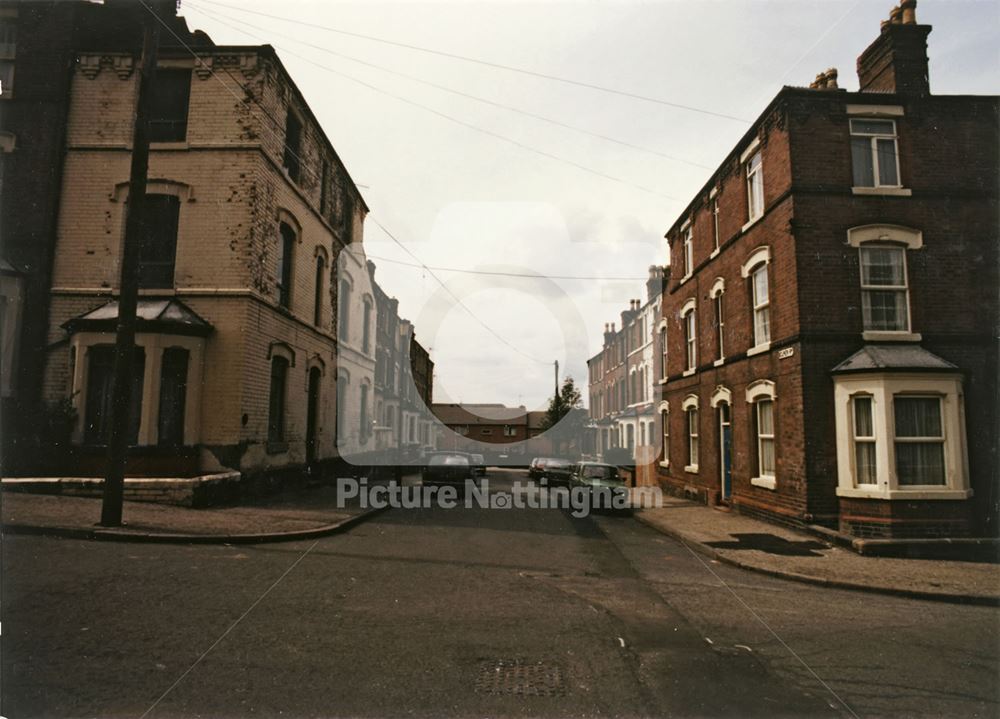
left=475, top=658, right=565, bottom=697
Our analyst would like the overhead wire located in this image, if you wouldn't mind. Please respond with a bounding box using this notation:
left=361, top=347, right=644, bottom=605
left=193, top=0, right=752, bottom=124
left=143, top=1, right=554, bottom=366
left=186, top=0, right=713, bottom=172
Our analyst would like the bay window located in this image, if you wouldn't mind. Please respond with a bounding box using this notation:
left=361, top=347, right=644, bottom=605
left=852, top=395, right=877, bottom=486
left=893, top=396, right=945, bottom=485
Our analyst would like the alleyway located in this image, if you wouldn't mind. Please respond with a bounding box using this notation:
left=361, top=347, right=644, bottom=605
left=3, top=470, right=997, bottom=718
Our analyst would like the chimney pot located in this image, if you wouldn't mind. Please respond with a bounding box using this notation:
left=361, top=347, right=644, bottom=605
left=890, top=5, right=903, bottom=24
left=901, top=0, right=917, bottom=23
left=825, top=68, right=839, bottom=88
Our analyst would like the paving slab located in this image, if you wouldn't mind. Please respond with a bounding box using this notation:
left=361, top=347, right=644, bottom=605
left=632, top=493, right=1000, bottom=604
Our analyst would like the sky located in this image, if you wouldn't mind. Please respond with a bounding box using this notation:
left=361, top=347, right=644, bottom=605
left=177, top=0, right=1000, bottom=411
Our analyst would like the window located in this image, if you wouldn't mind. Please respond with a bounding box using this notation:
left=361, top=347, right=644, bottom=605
left=83, top=345, right=144, bottom=445
left=682, top=226, right=693, bottom=277
left=850, top=118, right=900, bottom=188
left=659, top=326, right=667, bottom=380
left=894, top=396, right=945, bottom=485
left=336, top=373, right=348, bottom=441
left=313, top=255, right=326, bottom=326
left=320, top=160, right=331, bottom=219
left=660, top=407, right=669, bottom=465
left=751, top=264, right=771, bottom=346
left=852, top=395, right=877, bottom=485
left=755, top=399, right=776, bottom=478
left=713, top=292, right=725, bottom=361
left=149, top=69, right=191, bottom=142
left=359, top=383, right=369, bottom=442
left=0, top=17, right=16, bottom=98
left=860, top=245, right=909, bottom=332
left=277, top=222, right=295, bottom=309
left=686, top=407, right=699, bottom=469
left=712, top=197, right=720, bottom=250
left=362, top=297, right=373, bottom=353
left=746, top=151, right=764, bottom=221
left=157, top=347, right=188, bottom=446
left=338, top=278, right=351, bottom=341
left=283, top=108, right=302, bottom=183
left=503, top=425, right=516, bottom=437
left=138, top=194, right=180, bottom=288
left=268, top=356, right=289, bottom=444
left=683, top=306, right=697, bottom=372
left=480, top=428, right=493, bottom=436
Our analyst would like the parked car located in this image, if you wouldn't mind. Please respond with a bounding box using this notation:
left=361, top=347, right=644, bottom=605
left=540, top=458, right=574, bottom=487
left=569, top=461, right=630, bottom=513
left=470, top=453, right=487, bottom=477
left=529, top=457, right=554, bottom=481
left=422, top=453, right=475, bottom=492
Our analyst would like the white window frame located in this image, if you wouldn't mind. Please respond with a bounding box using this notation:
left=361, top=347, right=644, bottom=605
left=710, top=277, right=725, bottom=365
left=740, top=247, right=772, bottom=354
left=658, top=401, right=670, bottom=467
left=681, top=298, right=696, bottom=376
left=847, top=225, right=922, bottom=342
left=658, top=322, right=668, bottom=381
left=746, top=380, right=777, bottom=490
left=682, top=225, right=694, bottom=279
left=745, top=150, right=764, bottom=225
left=833, top=373, right=970, bottom=500
left=851, top=394, right=878, bottom=487
left=710, top=189, right=721, bottom=255
left=849, top=116, right=904, bottom=192
left=682, top=394, right=699, bottom=472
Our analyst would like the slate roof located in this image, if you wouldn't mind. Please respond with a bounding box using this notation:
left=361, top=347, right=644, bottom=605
left=831, top=345, right=959, bottom=374
left=63, top=298, right=213, bottom=337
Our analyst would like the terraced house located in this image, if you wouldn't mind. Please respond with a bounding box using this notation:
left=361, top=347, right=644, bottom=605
left=31, top=1, right=390, bottom=483
left=654, top=3, right=997, bottom=538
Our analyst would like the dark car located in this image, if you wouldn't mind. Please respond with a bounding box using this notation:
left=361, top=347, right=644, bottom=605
left=569, top=461, right=630, bottom=513
left=540, top=458, right=574, bottom=487
left=470, top=453, right=487, bottom=477
left=422, top=453, right=475, bottom=491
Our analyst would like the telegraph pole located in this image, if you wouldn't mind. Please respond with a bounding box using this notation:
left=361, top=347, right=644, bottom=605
left=554, top=360, right=559, bottom=397
left=100, top=6, right=162, bottom=526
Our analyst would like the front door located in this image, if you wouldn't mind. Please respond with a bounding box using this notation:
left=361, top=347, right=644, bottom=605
left=306, top=367, right=321, bottom=464
left=719, top=403, right=732, bottom=501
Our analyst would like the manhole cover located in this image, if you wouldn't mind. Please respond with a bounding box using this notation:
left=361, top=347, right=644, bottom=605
left=475, top=658, right=565, bottom=697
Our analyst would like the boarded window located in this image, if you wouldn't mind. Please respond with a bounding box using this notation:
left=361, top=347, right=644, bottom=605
left=149, top=69, right=191, bottom=142
left=138, top=194, right=180, bottom=288
left=84, top=345, right=144, bottom=445
left=268, top=356, right=289, bottom=443
left=283, top=109, right=302, bottom=183
left=158, top=347, right=189, bottom=446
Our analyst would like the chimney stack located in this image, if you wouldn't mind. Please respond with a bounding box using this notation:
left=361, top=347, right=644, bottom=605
left=646, top=265, right=664, bottom=301
left=857, top=0, right=930, bottom=96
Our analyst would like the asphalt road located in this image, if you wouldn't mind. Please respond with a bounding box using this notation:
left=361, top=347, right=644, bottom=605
left=2, top=468, right=997, bottom=718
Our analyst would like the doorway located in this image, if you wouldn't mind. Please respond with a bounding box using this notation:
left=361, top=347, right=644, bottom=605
left=719, top=402, right=732, bottom=501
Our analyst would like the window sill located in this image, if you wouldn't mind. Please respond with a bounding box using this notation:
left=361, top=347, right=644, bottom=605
left=679, top=274, right=692, bottom=286
left=746, top=342, right=771, bottom=357
left=684, top=464, right=699, bottom=474
left=682, top=368, right=696, bottom=377
left=149, top=141, right=190, bottom=151
left=750, top=475, right=776, bottom=490
left=836, top=486, right=973, bottom=500
left=266, top=441, right=289, bottom=455
left=713, top=358, right=725, bottom=367
left=862, top=331, right=922, bottom=342
left=851, top=186, right=912, bottom=197
left=741, top=215, right=762, bottom=233
left=657, top=378, right=668, bottom=385
left=659, top=461, right=670, bottom=469
left=709, top=247, right=720, bottom=259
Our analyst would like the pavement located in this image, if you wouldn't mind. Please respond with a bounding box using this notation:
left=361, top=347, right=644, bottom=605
left=0, top=479, right=395, bottom=543
left=632, top=492, right=1000, bottom=605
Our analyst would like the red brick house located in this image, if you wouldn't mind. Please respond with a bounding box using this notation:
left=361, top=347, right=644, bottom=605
left=655, top=2, right=998, bottom=538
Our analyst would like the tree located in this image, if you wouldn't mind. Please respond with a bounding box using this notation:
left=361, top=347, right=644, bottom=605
left=540, top=377, right=587, bottom=454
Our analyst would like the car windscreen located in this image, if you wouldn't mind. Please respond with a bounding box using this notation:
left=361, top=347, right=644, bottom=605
left=429, top=455, right=469, bottom=466
left=581, top=465, right=617, bottom=480
left=547, top=460, right=572, bottom=469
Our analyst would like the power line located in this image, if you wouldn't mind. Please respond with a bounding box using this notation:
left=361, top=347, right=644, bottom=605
left=194, top=0, right=752, bottom=124
left=366, top=253, right=648, bottom=281
left=187, top=0, right=713, bottom=172
left=185, top=1, right=681, bottom=200
left=370, top=219, right=551, bottom=365
left=146, top=2, right=599, bottom=365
